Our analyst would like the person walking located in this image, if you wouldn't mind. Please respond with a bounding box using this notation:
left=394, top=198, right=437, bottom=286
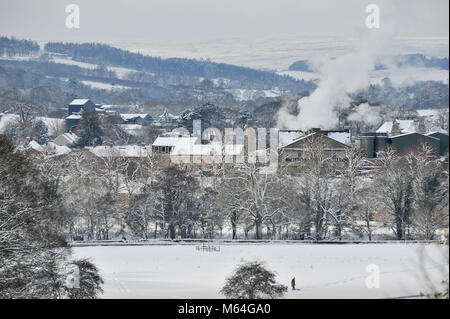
left=291, top=277, right=296, bottom=290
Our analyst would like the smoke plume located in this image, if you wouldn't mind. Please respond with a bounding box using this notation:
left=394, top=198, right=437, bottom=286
left=277, top=31, right=391, bottom=130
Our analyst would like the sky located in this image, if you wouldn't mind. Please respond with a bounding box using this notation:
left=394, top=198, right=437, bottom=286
left=0, top=0, right=448, bottom=43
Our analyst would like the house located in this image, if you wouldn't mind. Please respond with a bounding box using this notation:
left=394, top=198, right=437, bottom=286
left=19, top=139, right=44, bottom=155
left=41, top=142, right=72, bottom=158
left=118, top=124, right=146, bottom=137
left=86, top=144, right=152, bottom=159
left=54, top=132, right=79, bottom=147
left=280, top=130, right=350, bottom=164
left=171, top=141, right=245, bottom=166
left=154, top=108, right=178, bottom=131
left=152, top=134, right=199, bottom=165
left=120, top=113, right=153, bottom=125
left=18, top=140, right=71, bottom=158
left=279, top=130, right=304, bottom=148
left=68, top=99, right=96, bottom=115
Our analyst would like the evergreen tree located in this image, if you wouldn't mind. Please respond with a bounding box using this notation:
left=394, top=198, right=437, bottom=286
left=77, top=111, right=104, bottom=146
left=32, top=119, right=49, bottom=144
left=4, top=120, right=20, bottom=141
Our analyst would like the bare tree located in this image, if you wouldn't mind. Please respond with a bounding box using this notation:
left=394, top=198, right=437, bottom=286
left=407, top=144, right=449, bottom=240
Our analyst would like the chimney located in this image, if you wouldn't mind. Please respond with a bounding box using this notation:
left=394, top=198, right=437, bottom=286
left=390, top=119, right=402, bottom=136
left=307, top=128, right=321, bottom=135
left=245, top=119, right=255, bottom=154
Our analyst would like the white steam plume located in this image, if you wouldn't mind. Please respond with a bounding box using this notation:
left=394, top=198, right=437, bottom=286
left=347, top=102, right=381, bottom=125
left=277, top=31, right=392, bottom=130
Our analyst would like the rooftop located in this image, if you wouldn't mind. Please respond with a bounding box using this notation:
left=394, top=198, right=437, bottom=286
left=69, top=99, right=90, bottom=105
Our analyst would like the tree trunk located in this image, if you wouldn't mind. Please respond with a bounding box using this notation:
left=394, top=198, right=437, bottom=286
left=255, top=214, right=263, bottom=240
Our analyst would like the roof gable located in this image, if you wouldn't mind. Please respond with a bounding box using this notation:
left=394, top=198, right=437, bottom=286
left=282, top=132, right=349, bottom=150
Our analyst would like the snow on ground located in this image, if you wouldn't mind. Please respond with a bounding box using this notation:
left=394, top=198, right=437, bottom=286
left=107, top=66, right=139, bottom=79
left=36, top=117, right=65, bottom=136
left=51, top=57, right=98, bottom=69
left=80, top=80, right=130, bottom=91
left=72, top=243, right=448, bottom=299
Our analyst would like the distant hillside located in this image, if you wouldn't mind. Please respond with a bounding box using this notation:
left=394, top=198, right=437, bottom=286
left=288, top=60, right=314, bottom=72
left=375, top=54, right=449, bottom=70
left=0, top=36, right=40, bottom=57
left=289, top=54, right=449, bottom=72
left=44, top=42, right=309, bottom=91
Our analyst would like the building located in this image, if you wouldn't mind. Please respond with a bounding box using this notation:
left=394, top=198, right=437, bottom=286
left=360, top=131, right=444, bottom=158
left=68, top=99, right=96, bottom=115
left=425, top=132, right=449, bottom=156
left=86, top=144, right=152, bottom=159
left=120, top=113, right=153, bottom=125
left=65, top=114, right=82, bottom=130
left=280, top=129, right=350, bottom=164
left=390, top=132, right=440, bottom=155
left=171, top=141, right=245, bottom=167
left=154, top=108, right=178, bottom=131
left=54, top=132, right=79, bottom=147
left=152, top=134, right=200, bottom=166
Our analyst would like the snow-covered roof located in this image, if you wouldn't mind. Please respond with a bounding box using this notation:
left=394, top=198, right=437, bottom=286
left=69, top=99, right=90, bottom=105
left=282, top=132, right=349, bottom=149
left=376, top=120, right=416, bottom=134
left=118, top=124, right=146, bottom=136
left=28, top=140, right=44, bottom=152
left=55, top=132, right=78, bottom=145
left=171, top=143, right=244, bottom=156
left=283, top=133, right=316, bottom=147
left=42, top=142, right=72, bottom=157
left=152, top=136, right=199, bottom=147
left=416, top=109, right=447, bottom=117
left=426, top=130, right=449, bottom=136
left=87, top=145, right=152, bottom=158
left=159, top=109, right=178, bottom=122
left=327, top=131, right=351, bottom=144
left=390, top=132, right=440, bottom=141
left=279, top=130, right=304, bottom=147
left=66, top=114, right=82, bottom=120
left=120, top=113, right=151, bottom=121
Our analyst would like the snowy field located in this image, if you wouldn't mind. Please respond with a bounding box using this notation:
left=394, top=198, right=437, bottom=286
left=72, top=243, right=448, bottom=299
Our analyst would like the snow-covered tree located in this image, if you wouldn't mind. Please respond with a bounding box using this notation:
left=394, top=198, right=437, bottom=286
left=32, top=119, right=49, bottom=144
left=0, top=135, right=103, bottom=298
left=222, top=162, right=290, bottom=240
left=375, top=147, right=415, bottom=240
left=220, top=261, right=287, bottom=299
left=407, top=144, right=449, bottom=240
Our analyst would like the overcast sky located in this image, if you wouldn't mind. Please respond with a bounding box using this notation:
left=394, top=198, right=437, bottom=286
left=0, top=0, right=448, bottom=42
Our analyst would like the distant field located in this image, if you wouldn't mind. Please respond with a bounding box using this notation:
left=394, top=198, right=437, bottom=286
left=73, top=243, right=448, bottom=299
